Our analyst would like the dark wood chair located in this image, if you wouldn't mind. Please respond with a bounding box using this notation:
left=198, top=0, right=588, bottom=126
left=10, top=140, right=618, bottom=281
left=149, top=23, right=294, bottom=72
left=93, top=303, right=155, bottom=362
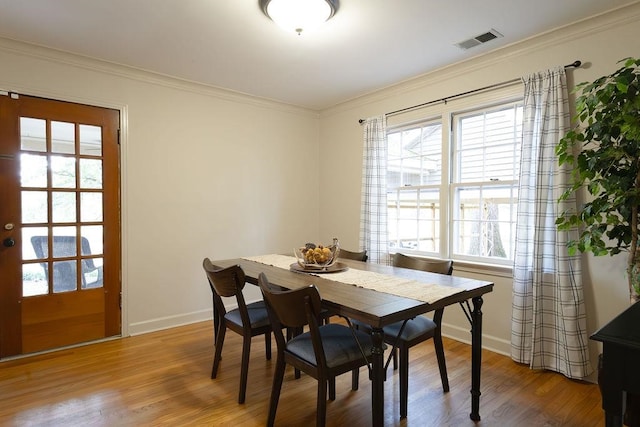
left=258, top=272, right=373, bottom=427
left=354, top=252, right=452, bottom=419
left=337, top=248, right=368, bottom=262
left=202, top=258, right=272, bottom=404
left=392, top=252, right=453, bottom=275
left=318, top=248, right=368, bottom=325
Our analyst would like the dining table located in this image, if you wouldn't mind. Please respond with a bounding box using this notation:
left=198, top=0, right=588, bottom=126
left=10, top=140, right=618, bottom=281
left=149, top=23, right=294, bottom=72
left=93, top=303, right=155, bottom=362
left=211, top=254, right=494, bottom=427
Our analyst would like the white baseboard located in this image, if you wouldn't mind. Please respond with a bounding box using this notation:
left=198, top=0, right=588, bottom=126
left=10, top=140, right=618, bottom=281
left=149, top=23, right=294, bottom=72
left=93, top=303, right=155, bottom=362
left=442, top=322, right=598, bottom=384
left=127, top=304, right=512, bottom=357
left=128, top=308, right=214, bottom=336
left=441, top=322, right=511, bottom=357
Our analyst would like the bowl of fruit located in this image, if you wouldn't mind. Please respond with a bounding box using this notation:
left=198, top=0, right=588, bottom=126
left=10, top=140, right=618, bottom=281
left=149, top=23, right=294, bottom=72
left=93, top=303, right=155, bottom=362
left=294, top=238, right=340, bottom=270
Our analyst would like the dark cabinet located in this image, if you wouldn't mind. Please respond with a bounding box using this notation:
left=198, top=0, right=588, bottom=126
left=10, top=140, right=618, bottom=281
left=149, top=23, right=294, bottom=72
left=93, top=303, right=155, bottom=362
left=591, top=301, right=640, bottom=427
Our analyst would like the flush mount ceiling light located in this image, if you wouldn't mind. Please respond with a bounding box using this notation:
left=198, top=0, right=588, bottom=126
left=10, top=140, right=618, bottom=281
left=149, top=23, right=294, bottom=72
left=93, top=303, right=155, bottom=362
left=259, top=0, right=339, bottom=35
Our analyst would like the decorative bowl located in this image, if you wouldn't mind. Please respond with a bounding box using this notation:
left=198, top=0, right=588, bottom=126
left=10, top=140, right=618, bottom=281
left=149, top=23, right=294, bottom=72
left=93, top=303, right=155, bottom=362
left=294, top=238, right=340, bottom=269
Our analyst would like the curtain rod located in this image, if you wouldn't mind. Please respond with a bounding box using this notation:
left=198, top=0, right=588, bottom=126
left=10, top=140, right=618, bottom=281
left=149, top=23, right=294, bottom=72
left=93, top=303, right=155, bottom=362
left=358, top=60, right=582, bottom=124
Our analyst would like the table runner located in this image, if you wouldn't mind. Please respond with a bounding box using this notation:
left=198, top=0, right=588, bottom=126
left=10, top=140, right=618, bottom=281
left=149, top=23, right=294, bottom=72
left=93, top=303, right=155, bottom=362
left=242, top=254, right=463, bottom=304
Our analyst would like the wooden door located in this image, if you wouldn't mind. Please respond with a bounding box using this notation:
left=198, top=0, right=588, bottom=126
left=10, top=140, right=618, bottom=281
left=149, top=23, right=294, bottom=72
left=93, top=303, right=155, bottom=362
left=0, top=93, right=121, bottom=357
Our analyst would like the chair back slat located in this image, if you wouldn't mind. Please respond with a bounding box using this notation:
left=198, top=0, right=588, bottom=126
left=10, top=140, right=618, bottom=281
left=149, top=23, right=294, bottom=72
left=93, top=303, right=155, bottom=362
left=202, top=259, right=246, bottom=297
left=258, top=273, right=328, bottom=370
left=392, top=253, right=453, bottom=275
left=338, top=248, right=368, bottom=262
left=203, top=258, right=252, bottom=327
left=258, top=273, right=321, bottom=328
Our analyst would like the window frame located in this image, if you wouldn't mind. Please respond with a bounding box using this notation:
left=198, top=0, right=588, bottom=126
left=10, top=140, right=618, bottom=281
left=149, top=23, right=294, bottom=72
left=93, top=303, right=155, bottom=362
left=385, top=85, right=523, bottom=267
left=387, top=117, right=444, bottom=256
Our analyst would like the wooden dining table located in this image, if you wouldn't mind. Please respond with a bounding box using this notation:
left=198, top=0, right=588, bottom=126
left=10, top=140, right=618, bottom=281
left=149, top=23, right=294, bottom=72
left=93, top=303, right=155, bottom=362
left=211, top=255, right=494, bottom=427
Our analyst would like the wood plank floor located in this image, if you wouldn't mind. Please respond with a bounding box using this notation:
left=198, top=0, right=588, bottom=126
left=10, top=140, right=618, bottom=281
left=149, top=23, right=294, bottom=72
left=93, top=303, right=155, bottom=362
left=0, top=321, right=602, bottom=426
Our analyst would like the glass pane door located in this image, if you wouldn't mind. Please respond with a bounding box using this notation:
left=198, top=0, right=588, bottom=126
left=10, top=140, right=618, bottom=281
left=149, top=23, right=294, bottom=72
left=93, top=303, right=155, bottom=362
left=20, top=117, right=105, bottom=297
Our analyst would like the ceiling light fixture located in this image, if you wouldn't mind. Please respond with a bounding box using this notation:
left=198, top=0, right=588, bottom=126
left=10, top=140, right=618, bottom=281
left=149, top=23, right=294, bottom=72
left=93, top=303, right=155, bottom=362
left=259, top=0, right=339, bottom=35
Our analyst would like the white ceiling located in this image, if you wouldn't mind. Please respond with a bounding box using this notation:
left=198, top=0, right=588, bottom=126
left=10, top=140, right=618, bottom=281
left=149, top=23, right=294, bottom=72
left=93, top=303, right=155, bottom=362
left=0, top=0, right=636, bottom=110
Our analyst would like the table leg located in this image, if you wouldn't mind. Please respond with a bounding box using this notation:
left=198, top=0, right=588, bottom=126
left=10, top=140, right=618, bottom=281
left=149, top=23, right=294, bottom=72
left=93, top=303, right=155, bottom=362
left=604, top=411, right=623, bottom=427
left=599, top=349, right=624, bottom=427
left=470, top=296, right=483, bottom=421
left=370, top=327, right=385, bottom=427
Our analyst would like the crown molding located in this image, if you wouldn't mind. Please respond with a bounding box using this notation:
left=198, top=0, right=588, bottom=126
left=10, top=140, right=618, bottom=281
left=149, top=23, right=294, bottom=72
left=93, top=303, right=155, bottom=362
left=322, top=1, right=640, bottom=118
left=0, top=36, right=318, bottom=119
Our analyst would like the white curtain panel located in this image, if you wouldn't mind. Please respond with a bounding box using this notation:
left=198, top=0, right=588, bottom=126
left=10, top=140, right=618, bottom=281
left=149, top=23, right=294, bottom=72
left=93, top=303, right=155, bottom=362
left=360, top=116, right=389, bottom=265
left=511, top=67, right=592, bottom=379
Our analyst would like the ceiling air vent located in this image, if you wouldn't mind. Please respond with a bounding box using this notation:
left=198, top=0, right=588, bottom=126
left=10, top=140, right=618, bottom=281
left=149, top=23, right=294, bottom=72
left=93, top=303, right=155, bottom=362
left=455, top=29, right=503, bottom=50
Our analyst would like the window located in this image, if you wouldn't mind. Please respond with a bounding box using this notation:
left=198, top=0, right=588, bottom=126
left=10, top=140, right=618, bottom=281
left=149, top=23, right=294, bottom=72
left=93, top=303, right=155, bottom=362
left=452, top=103, right=522, bottom=262
left=387, top=120, right=442, bottom=253
left=387, top=97, right=523, bottom=265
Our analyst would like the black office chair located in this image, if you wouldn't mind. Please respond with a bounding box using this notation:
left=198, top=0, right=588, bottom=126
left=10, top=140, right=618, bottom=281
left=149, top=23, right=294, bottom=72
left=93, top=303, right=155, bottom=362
left=202, top=258, right=273, bottom=404
left=354, top=252, right=452, bottom=419
left=259, top=272, right=373, bottom=427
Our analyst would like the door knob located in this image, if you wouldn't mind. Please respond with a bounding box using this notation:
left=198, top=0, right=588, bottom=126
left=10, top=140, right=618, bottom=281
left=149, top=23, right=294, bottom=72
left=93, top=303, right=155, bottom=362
left=3, top=238, right=15, bottom=247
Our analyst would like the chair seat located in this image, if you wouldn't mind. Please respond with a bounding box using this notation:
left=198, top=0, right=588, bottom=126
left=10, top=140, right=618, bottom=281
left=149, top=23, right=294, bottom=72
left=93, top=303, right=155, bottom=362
left=352, top=316, right=436, bottom=344
left=224, top=300, right=271, bottom=329
left=382, top=316, right=437, bottom=342
left=286, top=324, right=373, bottom=368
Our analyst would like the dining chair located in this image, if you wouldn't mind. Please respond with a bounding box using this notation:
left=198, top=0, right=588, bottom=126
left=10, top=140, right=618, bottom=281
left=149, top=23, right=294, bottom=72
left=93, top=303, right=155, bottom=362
left=337, top=248, right=368, bottom=262
left=202, top=258, right=273, bottom=404
left=258, top=272, right=373, bottom=427
left=316, top=247, right=368, bottom=326
left=354, top=252, right=452, bottom=419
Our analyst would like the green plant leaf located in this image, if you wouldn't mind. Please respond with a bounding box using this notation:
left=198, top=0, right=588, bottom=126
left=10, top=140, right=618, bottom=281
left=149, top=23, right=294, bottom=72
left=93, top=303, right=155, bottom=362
left=557, top=57, right=640, bottom=264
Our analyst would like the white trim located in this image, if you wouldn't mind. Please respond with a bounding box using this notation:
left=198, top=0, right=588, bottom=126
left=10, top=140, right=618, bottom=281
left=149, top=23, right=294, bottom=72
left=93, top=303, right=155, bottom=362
left=321, top=1, right=640, bottom=117
left=128, top=309, right=213, bottom=336
left=127, top=298, right=257, bottom=336
left=0, top=36, right=318, bottom=119
left=0, top=86, right=130, bottom=339
left=441, top=322, right=510, bottom=356
left=119, top=105, right=129, bottom=337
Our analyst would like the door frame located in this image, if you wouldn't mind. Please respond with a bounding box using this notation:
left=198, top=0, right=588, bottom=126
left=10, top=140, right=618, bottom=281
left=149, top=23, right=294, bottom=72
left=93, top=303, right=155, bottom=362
left=1, top=86, right=130, bottom=340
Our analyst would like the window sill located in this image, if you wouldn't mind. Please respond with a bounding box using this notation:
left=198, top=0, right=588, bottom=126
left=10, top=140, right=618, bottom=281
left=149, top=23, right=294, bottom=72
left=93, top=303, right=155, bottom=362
left=452, top=260, right=513, bottom=279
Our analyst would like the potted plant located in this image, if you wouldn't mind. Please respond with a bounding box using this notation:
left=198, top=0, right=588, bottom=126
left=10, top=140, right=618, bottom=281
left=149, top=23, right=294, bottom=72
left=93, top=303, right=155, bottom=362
left=556, top=57, right=640, bottom=304
left=555, top=57, right=640, bottom=426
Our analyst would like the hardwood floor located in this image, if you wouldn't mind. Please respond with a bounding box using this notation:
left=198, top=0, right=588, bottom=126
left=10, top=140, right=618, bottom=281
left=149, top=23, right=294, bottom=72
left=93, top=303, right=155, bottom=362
left=0, top=320, right=602, bottom=426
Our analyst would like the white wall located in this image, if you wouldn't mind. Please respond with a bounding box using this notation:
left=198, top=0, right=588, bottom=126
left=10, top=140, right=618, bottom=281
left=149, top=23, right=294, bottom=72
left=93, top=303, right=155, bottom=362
left=2, top=2, right=639, bottom=382
left=319, top=3, right=640, bottom=381
left=0, top=39, right=322, bottom=335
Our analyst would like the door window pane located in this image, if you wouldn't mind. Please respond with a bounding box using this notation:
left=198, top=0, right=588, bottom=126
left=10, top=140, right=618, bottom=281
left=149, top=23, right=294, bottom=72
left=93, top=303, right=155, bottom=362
left=23, top=263, right=48, bottom=297
left=51, top=156, right=76, bottom=188
left=52, top=192, right=77, bottom=223
left=20, top=117, right=46, bottom=152
left=22, top=227, right=48, bottom=261
left=20, top=153, right=48, bottom=188
left=79, top=124, right=102, bottom=156
left=52, top=227, right=77, bottom=258
left=52, top=260, right=77, bottom=293
left=81, top=225, right=103, bottom=256
left=81, top=192, right=103, bottom=222
left=79, top=158, right=103, bottom=189
left=51, top=121, right=75, bottom=154
left=82, top=257, right=103, bottom=289
left=21, top=191, right=48, bottom=224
